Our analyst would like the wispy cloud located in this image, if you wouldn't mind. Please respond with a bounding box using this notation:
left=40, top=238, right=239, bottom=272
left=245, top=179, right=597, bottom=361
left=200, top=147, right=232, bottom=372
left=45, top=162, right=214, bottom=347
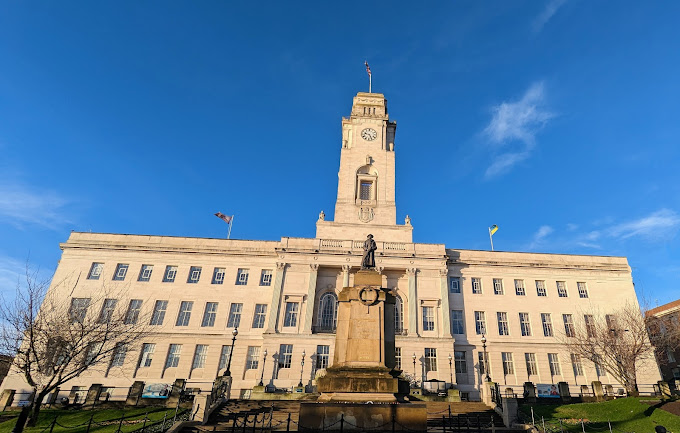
left=533, top=0, right=567, bottom=33
left=483, top=81, right=554, bottom=178
left=0, top=182, right=71, bottom=230
left=609, top=209, right=680, bottom=241
left=0, top=255, right=24, bottom=297
left=527, top=225, right=554, bottom=250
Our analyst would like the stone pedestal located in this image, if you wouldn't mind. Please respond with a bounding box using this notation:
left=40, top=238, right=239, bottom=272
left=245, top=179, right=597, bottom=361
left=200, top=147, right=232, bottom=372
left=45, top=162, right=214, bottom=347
left=447, top=388, right=461, bottom=402
left=299, top=402, right=426, bottom=431
left=591, top=381, right=604, bottom=401
left=0, top=390, right=15, bottom=410
left=658, top=381, right=671, bottom=398
left=126, top=381, right=145, bottom=406
left=523, top=382, right=536, bottom=403
left=166, top=379, right=186, bottom=407
left=85, top=384, right=102, bottom=406
left=558, top=382, right=571, bottom=402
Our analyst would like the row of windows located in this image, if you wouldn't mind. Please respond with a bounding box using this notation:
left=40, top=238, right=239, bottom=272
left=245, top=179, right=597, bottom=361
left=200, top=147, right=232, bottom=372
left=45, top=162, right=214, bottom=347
left=495, top=352, right=607, bottom=378
left=462, top=310, right=601, bottom=338
left=87, top=262, right=273, bottom=286
left=449, top=277, right=589, bottom=298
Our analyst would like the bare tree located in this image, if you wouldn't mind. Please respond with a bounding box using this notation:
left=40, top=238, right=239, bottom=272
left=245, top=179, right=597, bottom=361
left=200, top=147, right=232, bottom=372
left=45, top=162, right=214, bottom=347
left=645, top=305, right=680, bottom=370
left=559, top=302, right=654, bottom=396
left=0, top=268, right=150, bottom=427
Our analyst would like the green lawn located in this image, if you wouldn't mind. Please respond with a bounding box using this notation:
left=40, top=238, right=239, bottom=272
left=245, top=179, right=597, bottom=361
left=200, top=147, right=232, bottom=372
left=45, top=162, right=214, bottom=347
left=520, top=398, right=680, bottom=433
left=0, top=407, right=182, bottom=433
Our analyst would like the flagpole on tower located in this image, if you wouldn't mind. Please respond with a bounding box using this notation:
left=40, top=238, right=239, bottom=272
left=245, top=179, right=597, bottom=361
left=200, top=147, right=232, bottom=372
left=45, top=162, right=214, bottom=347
left=489, top=228, right=494, bottom=251
left=227, top=215, right=233, bottom=240
left=364, top=61, right=372, bottom=93
left=489, top=224, right=499, bottom=251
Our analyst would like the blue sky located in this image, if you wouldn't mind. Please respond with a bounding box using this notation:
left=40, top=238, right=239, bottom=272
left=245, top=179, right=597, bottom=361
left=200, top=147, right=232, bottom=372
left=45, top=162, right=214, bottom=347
left=1, top=1, right=679, bottom=306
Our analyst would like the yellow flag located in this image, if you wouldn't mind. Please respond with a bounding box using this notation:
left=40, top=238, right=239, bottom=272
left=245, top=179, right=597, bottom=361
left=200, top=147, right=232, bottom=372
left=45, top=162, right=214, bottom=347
left=489, top=224, right=499, bottom=236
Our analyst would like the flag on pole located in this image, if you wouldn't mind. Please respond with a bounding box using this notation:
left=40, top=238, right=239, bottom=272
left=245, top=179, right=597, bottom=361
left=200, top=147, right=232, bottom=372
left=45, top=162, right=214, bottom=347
left=364, top=61, right=371, bottom=77
left=489, top=224, right=499, bottom=236
left=214, top=212, right=233, bottom=224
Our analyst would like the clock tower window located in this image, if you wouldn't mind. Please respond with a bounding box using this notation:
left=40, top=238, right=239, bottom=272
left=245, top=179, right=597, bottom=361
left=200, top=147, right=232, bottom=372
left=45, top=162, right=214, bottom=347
left=359, top=181, right=373, bottom=200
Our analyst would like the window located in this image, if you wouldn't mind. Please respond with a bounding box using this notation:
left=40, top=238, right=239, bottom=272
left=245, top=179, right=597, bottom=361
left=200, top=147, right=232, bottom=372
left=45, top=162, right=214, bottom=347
left=316, top=345, right=330, bottom=370
left=548, top=353, right=561, bottom=376
left=478, top=352, right=488, bottom=376
left=163, top=266, right=177, bottom=283
left=451, top=310, right=465, bottom=334
left=541, top=313, right=553, bottom=337
left=111, top=343, right=127, bottom=367
left=318, top=293, right=338, bottom=331
left=525, top=353, right=538, bottom=376
left=667, top=348, right=676, bottom=363
left=69, top=298, right=91, bottom=323
left=85, top=342, right=103, bottom=364
left=246, top=346, right=260, bottom=369
left=98, top=299, right=118, bottom=323
left=474, top=311, right=486, bottom=335
left=563, top=314, right=575, bottom=337
left=88, top=262, right=103, bottom=280
left=514, top=279, right=525, bottom=296
left=584, top=315, right=596, bottom=338
left=150, top=300, right=168, bottom=325
left=212, top=268, right=226, bottom=284
left=454, top=351, right=467, bottom=374
left=359, top=181, right=373, bottom=200
left=165, top=344, right=182, bottom=368
left=394, top=296, right=404, bottom=333
left=449, top=277, right=460, bottom=293
left=594, top=354, right=606, bottom=377
left=218, top=345, right=232, bottom=370
left=176, top=301, right=193, bottom=326
left=278, top=344, right=293, bottom=369
left=493, top=278, right=504, bottom=295
left=260, top=269, right=273, bottom=286
left=422, top=306, right=435, bottom=331
left=187, top=266, right=202, bottom=283
left=252, top=304, right=267, bottom=328
left=283, top=302, right=299, bottom=327
left=577, top=282, right=589, bottom=298
left=140, top=343, right=155, bottom=367
left=138, top=265, right=153, bottom=282
left=536, top=280, right=547, bottom=297
left=556, top=281, right=568, bottom=297
left=472, top=278, right=482, bottom=294
left=227, top=303, right=243, bottom=328
left=519, top=313, right=532, bottom=336
left=236, top=268, right=249, bottom=285
left=192, top=345, right=208, bottom=369
left=395, top=347, right=402, bottom=370
left=571, top=354, right=584, bottom=376
left=497, top=312, right=509, bottom=336
left=113, top=264, right=129, bottom=281
left=201, top=302, right=218, bottom=327
left=606, top=314, right=618, bottom=333
left=502, top=352, right=514, bottom=375
left=424, top=348, right=437, bottom=372
left=124, top=300, right=143, bottom=324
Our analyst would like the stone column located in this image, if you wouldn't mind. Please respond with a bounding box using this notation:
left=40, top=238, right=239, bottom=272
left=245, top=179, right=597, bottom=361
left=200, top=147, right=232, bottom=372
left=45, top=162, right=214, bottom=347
left=407, top=268, right=418, bottom=336
left=85, top=383, right=102, bottom=406
left=266, top=263, right=287, bottom=333
left=558, top=381, right=571, bottom=402
left=126, top=381, right=145, bottom=406
left=165, top=379, right=186, bottom=408
left=523, top=382, right=536, bottom=403
left=591, top=381, right=604, bottom=401
left=439, top=269, right=452, bottom=338
left=342, top=265, right=351, bottom=288
left=302, top=264, right=319, bottom=334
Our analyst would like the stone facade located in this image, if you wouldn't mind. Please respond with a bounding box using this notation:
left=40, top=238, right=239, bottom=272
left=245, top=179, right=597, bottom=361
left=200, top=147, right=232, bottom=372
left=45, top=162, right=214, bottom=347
left=0, top=91, right=661, bottom=403
left=646, top=300, right=680, bottom=387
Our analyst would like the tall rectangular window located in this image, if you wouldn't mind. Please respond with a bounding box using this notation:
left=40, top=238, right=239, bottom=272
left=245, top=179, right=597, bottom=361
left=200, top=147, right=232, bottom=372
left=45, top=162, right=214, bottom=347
left=252, top=304, right=267, bottom=328
left=165, top=344, right=182, bottom=368
left=571, top=354, right=584, bottom=377
left=514, top=279, right=525, bottom=296
left=395, top=347, right=402, bottom=370
left=472, top=278, right=482, bottom=294
left=150, top=300, right=168, bottom=325
left=187, top=266, right=202, bottom=283
left=111, top=343, right=127, bottom=367
left=260, top=269, right=273, bottom=286
left=201, top=302, right=218, bottom=327
left=246, top=347, right=260, bottom=370
left=140, top=343, right=155, bottom=367
left=113, top=264, right=129, bottom=281
left=176, top=301, right=193, bottom=326
left=493, top=278, right=504, bottom=295
left=451, top=310, right=464, bottom=334
left=69, top=298, right=91, bottom=323
left=454, top=351, right=467, bottom=374
left=278, top=344, right=293, bottom=369
left=212, top=268, right=226, bottom=284
left=138, top=265, right=153, bottom=282
left=236, top=269, right=249, bottom=285
left=163, top=265, right=177, bottom=283
left=536, top=280, right=547, bottom=297
left=497, top=312, right=509, bottom=336
left=283, top=302, right=299, bottom=327
left=541, top=313, right=553, bottom=337
left=98, top=299, right=118, bottom=323
left=474, top=311, right=486, bottom=335
left=525, top=353, right=538, bottom=376
left=584, top=314, right=596, bottom=338
left=424, top=348, right=437, bottom=372
left=519, top=312, right=532, bottom=336
left=449, top=277, right=460, bottom=293
left=502, top=352, right=514, bottom=375
left=422, top=306, right=435, bottom=331
left=556, top=281, right=568, bottom=297
left=218, top=345, right=232, bottom=370
left=192, top=345, right=208, bottom=369
left=359, top=181, right=373, bottom=200
left=227, top=303, right=243, bottom=328
left=88, top=262, right=103, bottom=280
left=594, top=354, right=606, bottom=377
left=563, top=314, right=575, bottom=337
left=548, top=353, right=561, bottom=376
left=316, top=345, right=330, bottom=370
left=577, top=282, right=589, bottom=298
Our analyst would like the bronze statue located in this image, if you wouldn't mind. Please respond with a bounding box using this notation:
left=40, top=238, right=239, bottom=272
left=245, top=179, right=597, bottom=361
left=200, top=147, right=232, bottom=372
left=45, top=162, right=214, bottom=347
left=361, top=234, right=377, bottom=269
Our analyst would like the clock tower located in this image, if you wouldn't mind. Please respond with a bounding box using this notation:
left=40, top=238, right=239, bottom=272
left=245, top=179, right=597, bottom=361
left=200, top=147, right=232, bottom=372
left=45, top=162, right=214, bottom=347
left=316, top=92, right=413, bottom=242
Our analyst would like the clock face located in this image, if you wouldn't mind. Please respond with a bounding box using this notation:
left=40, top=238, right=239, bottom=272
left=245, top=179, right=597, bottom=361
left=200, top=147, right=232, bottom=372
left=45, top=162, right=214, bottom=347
left=361, top=128, right=377, bottom=141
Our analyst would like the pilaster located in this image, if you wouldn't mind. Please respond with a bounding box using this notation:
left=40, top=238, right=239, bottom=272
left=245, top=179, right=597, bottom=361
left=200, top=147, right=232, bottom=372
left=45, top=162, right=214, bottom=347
left=407, top=268, right=418, bottom=336
left=266, top=263, right=287, bottom=333
left=342, top=265, right=351, bottom=288
left=439, top=269, right=452, bottom=338
left=303, top=264, right=319, bottom=334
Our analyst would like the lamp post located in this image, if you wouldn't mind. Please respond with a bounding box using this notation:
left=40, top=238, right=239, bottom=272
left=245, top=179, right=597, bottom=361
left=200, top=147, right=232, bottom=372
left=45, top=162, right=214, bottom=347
left=298, top=350, right=306, bottom=388
left=412, top=353, right=417, bottom=380
left=481, top=334, right=491, bottom=382
left=225, top=328, right=238, bottom=377
left=259, top=348, right=268, bottom=386
left=448, top=353, right=453, bottom=386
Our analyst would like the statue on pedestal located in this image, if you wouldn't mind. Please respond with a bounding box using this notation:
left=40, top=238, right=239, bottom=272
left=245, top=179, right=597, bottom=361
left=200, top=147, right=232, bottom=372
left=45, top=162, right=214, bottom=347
left=361, top=234, right=377, bottom=269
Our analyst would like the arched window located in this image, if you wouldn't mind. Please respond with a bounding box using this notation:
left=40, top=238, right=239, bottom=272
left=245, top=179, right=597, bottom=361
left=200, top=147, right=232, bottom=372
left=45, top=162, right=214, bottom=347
left=394, top=295, right=404, bottom=334
left=318, top=292, right=338, bottom=332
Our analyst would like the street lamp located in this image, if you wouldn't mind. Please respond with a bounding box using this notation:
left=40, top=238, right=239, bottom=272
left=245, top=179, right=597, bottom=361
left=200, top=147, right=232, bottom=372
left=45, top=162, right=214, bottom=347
left=481, top=335, right=491, bottom=382
left=298, top=350, right=306, bottom=388
left=259, top=348, right=268, bottom=386
left=448, top=354, right=453, bottom=386
left=224, top=328, right=238, bottom=377
left=412, top=353, right=417, bottom=379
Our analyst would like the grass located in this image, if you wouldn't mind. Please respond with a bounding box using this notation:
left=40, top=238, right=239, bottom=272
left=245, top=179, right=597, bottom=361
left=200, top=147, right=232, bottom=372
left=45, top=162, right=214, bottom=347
left=0, top=407, right=182, bottom=433
left=520, top=397, right=680, bottom=433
